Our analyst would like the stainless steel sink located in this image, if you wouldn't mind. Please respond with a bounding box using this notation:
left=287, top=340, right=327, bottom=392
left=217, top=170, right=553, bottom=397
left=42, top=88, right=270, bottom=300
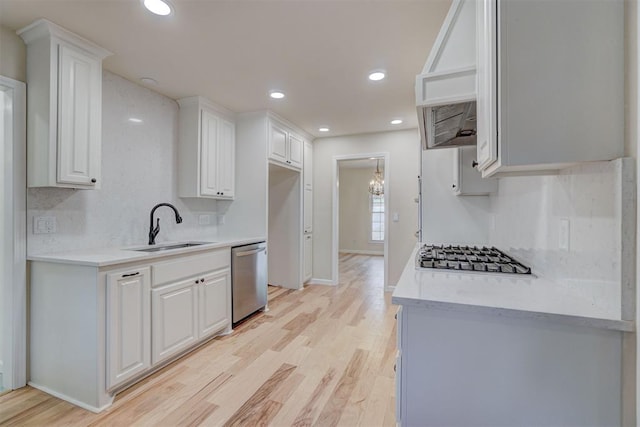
left=131, top=242, right=211, bottom=252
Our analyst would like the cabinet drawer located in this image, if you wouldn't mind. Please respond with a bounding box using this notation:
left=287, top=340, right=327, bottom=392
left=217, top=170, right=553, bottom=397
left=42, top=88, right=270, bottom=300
left=152, top=249, right=229, bottom=287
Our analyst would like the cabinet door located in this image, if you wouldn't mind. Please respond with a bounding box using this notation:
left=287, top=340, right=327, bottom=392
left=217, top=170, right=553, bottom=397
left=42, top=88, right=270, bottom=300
left=303, top=141, right=313, bottom=190
left=151, top=278, right=198, bottom=364
left=57, top=42, right=101, bottom=187
left=200, top=109, right=220, bottom=197
left=199, top=270, right=230, bottom=339
left=304, top=187, right=313, bottom=233
left=475, top=0, right=498, bottom=171
left=217, top=119, right=235, bottom=198
left=288, top=133, right=303, bottom=169
left=106, top=267, right=151, bottom=390
left=304, top=234, right=313, bottom=282
left=269, top=124, right=288, bottom=164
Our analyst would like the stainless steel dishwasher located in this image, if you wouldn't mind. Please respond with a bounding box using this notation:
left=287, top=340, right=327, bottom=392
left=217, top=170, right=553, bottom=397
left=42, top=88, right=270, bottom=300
left=231, top=241, right=267, bottom=324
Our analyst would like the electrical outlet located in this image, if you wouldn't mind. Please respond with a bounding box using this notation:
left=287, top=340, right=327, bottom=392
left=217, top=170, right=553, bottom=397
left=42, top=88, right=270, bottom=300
left=33, top=216, right=57, bottom=234
left=198, top=214, right=210, bottom=225
left=559, top=218, right=570, bottom=251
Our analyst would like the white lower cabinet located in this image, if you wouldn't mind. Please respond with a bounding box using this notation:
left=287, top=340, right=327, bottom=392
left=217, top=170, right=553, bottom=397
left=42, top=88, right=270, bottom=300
left=198, top=270, right=231, bottom=339
left=151, top=277, right=199, bottom=364
left=106, top=267, right=151, bottom=390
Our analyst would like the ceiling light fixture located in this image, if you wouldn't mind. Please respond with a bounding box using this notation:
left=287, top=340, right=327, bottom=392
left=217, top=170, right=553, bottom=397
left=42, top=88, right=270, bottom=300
left=368, top=159, right=384, bottom=195
left=143, top=0, right=173, bottom=16
left=140, top=77, right=158, bottom=86
left=318, top=127, right=330, bottom=132
left=390, top=119, right=403, bottom=125
left=269, top=90, right=285, bottom=99
left=368, top=70, right=386, bottom=81
left=128, top=117, right=143, bottom=123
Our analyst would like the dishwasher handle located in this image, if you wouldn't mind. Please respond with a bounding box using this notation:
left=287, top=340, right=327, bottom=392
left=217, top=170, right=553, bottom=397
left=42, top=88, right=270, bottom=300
left=235, top=247, right=266, bottom=257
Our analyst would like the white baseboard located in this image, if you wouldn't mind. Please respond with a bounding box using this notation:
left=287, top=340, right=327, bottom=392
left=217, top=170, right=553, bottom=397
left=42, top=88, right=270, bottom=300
left=307, top=278, right=337, bottom=286
left=339, top=249, right=384, bottom=256
left=28, top=381, right=113, bottom=413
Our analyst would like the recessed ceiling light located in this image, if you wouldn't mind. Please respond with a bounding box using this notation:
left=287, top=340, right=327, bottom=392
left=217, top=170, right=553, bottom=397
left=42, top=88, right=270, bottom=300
left=140, top=77, right=158, bottom=86
left=128, top=117, right=143, bottom=123
left=269, top=90, right=285, bottom=99
left=368, top=70, right=386, bottom=81
left=143, top=0, right=173, bottom=16
left=318, top=127, right=330, bottom=132
left=390, top=119, right=403, bottom=125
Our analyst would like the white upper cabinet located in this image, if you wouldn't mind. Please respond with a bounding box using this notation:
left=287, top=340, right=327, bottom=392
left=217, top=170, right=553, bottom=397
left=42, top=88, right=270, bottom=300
left=476, top=0, right=624, bottom=177
left=452, top=146, right=496, bottom=196
left=268, top=119, right=304, bottom=170
left=178, top=96, right=235, bottom=199
left=18, top=19, right=111, bottom=189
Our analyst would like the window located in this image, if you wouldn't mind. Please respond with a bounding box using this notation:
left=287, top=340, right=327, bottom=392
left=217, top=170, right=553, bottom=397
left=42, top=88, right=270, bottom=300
left=370, top=194, right=384, bottom=241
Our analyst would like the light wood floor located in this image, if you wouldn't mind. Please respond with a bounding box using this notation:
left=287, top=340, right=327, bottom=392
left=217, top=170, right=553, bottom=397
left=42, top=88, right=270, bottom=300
left=0, top=254, right=397, bottom=426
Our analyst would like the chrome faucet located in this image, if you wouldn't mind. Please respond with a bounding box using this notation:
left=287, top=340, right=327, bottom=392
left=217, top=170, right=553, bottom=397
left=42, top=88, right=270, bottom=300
left=148, top=203, right=183, bottom=245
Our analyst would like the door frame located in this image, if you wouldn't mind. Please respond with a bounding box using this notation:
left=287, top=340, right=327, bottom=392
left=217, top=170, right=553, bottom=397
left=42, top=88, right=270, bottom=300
left=332, top=152, right=390, bottom=290
left=1, top=75, right=27, bottom=391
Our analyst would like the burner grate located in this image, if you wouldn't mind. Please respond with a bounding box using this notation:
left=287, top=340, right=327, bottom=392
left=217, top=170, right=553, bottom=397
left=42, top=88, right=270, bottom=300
left=416, top=245, right=531, bottom=275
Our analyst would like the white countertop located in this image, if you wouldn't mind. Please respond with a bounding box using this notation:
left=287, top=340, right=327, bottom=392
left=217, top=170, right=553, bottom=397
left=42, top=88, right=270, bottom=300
left=27, top=237, right=265, bottom=267
left=392, top=245, right=633, bottom=332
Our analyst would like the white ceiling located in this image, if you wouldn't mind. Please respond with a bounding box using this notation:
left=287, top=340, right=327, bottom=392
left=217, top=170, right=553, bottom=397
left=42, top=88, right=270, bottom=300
left=0, top=0, right=451, bottom=138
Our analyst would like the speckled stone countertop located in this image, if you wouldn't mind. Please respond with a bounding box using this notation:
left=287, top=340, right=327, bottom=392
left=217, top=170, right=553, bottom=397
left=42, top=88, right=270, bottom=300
left=27, top=237, right=265, bottom=267
left=392, top=245, right=633, bottom=332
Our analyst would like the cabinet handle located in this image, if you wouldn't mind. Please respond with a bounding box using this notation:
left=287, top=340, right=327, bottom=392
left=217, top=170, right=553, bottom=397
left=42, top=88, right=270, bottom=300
left=452, top=184, right=456, bottom=188
left=472, top=160, right=479, bottom=168
left=395, top=312, right=397, bottom=320
left=220, top=192, right=224, bottom=196
left=91, top=178, right=97, bottom=183
left=122, top=272, right=139, bottom=278
left=393, top=364, right=396, bottom=372
left=200, top=278, right=204, bottom=283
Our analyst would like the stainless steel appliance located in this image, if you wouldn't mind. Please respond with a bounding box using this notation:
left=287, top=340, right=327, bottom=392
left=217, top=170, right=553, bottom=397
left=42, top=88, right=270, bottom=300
left=232, top=241, right=267, bottom=323
left=416, top=244, right=531, bottom=274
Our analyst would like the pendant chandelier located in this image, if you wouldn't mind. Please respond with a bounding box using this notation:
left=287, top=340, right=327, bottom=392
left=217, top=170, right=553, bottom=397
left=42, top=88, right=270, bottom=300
left=368, top=159, right=384, bottom=195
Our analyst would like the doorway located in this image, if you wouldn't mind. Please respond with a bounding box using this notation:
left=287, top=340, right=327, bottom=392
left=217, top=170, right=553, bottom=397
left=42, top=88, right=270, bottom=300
left=0, top=75, right=27, bottom=392
left=332, top=153, right=390, bottom=291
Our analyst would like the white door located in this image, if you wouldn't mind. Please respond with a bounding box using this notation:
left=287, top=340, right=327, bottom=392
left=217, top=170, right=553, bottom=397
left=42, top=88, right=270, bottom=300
left=304, top=234, right=313, bottom=282
left=57, top=42, right=101, bottom=187
left=288, top=133, right=303, bottom=168
left=217, top=119, right=235, bottom=198
left=304, top=187, right=313, bottom=233
left=200, top=109, right=220, bottom=197
left=476, top=0, right=499, bottom=171
left=198, top=270, right=230, bottom=339
left=303, top=141, right=313, bottom=190
left=106, top=268, right=151, bottom=389
left=269, top=124, right=288, bottom=164
left=151, top=278, right=198, bottom=364
left=0, top=76, right=26, bottom=392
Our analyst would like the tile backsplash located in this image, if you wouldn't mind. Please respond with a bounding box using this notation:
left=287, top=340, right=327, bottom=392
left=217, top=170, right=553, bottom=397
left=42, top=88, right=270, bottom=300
left=489, top=159, right=634, bottom=289
left=27, top=71, right=219, bottom=255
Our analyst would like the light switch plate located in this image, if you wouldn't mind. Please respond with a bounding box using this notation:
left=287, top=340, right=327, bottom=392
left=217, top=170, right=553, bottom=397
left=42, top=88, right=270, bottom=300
left=198, top=214, right=210, bottom=225
left=33, top=216, right=57, bottom=234
left=559, top=218, right=570, bottom=251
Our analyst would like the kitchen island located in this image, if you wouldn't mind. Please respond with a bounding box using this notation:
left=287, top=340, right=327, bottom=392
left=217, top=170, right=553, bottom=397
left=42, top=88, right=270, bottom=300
left=392, top=245, right=634, bottom=427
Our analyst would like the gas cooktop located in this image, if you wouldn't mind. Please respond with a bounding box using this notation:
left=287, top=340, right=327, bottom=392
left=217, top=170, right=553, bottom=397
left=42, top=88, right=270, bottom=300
left=415, top=244, right=532, bottom=275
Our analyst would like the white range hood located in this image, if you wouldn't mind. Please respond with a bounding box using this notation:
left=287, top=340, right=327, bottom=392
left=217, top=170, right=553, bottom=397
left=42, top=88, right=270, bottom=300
left=416, top=0, right=477, bottom=150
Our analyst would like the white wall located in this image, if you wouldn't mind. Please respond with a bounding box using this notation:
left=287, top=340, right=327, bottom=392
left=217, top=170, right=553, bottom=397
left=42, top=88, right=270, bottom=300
left=421, top=148, right=492, bottom=245
left=0, top=25, right=26, bottom=82
left=27, top=71, right=219, bottom=255
left=0, top=89, right=5, bottom=375
left=338, top=166, right=384, bottom=254
left=313, top=129, right=419, bottom=286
